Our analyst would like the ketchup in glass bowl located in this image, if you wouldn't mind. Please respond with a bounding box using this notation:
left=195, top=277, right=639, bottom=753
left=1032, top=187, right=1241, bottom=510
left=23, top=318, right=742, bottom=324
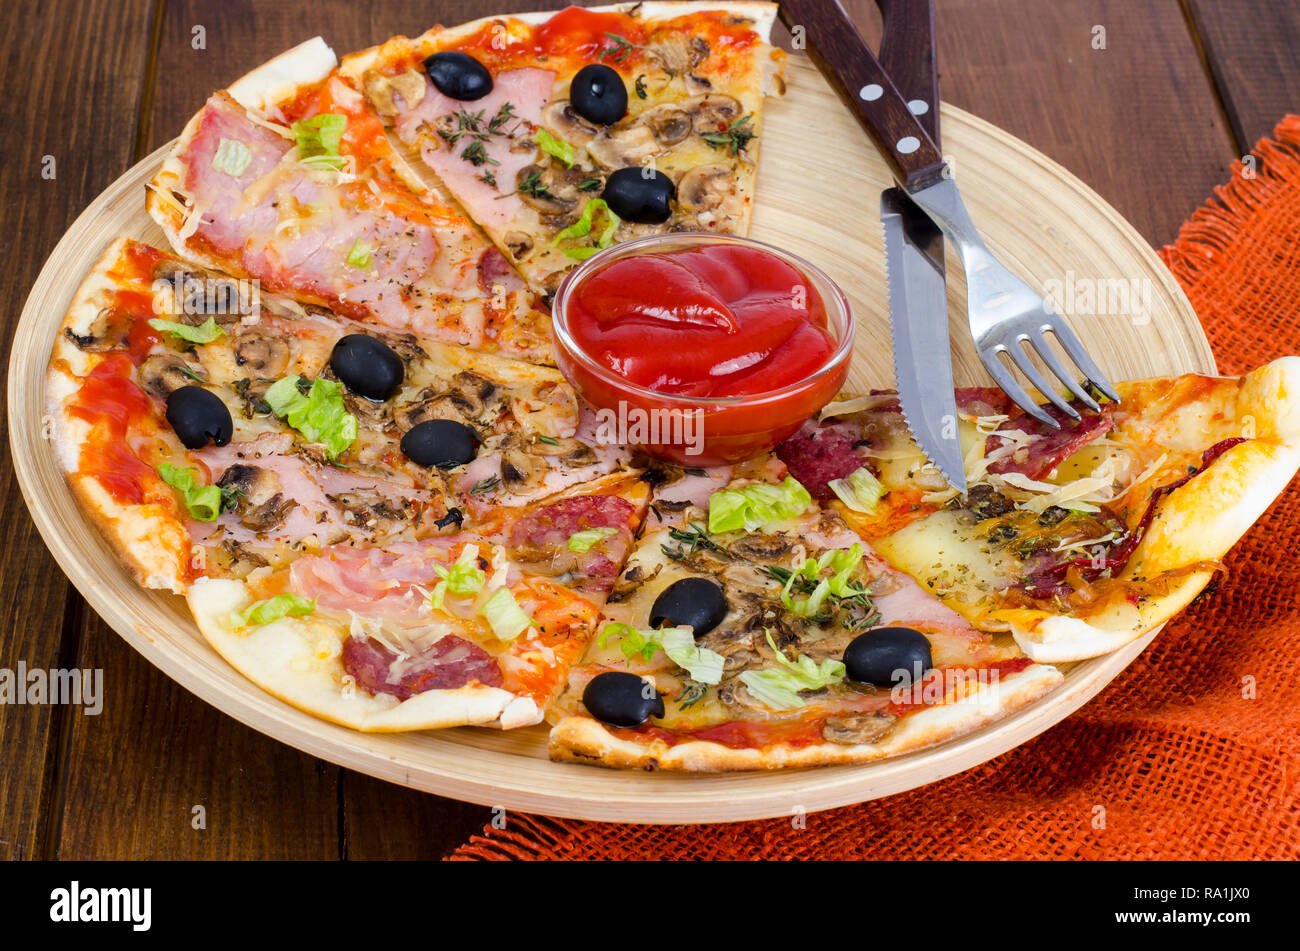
left=551, top=233, right=854, bottom=466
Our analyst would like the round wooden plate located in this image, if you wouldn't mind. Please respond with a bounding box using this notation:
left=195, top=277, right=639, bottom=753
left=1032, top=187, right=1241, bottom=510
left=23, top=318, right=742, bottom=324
left=10, top=55, right=1215, bottom=823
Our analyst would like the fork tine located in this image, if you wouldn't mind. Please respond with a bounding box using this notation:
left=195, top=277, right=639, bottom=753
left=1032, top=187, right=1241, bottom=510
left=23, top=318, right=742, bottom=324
left=1027, top=331, right=1100, bottom=411
left=1046, top=324, right=1121, bottom=403
left=978, top=347, right=1060, bottom=429
left=1005, top=341, right=1080, bottom=420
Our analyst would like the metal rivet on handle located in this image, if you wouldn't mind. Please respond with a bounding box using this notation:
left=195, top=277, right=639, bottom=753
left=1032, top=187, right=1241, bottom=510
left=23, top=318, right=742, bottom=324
left=907, top=99, right=930, bottom=115
left=859, top=83, right=883, bottom=101
left=897, top=136, right=920, bottom=154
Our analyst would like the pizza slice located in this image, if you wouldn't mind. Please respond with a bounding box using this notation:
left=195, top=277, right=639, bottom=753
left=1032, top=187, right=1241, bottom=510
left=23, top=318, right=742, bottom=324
left=45, top=238, right=635, bottom=591
left=777, top=365, right=1300, bottom=663
left=338, top=2, right=785, bottom=292
left=187, top=471, right=650, bottom=731
left=547, top=466, right=1063, bottom=769
left=146, top=38, right=553, bottom=363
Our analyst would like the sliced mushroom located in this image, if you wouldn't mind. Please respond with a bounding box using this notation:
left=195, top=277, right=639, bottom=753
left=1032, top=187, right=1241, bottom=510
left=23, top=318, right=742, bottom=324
left=65, top=306, right=132, bottom=353
left=328, top=489, right=410, bottom=527
left=644, top=37, right=691, bottom=75
left=503, top=231, right=534, bottom=261
left=586, top=123, right=661, bottom=169
left=233, top=327, right=290, bottom=376
left=446, top=371, right=497, bottom=420
left=822, top=711, right=898, bottom=746
left=515, top=163, right=579, bottom=215
left=343, top=391, right=392, bottom=429
left=607, top=561, right=664, bottom=605
left=636, top=104, right=692, bottom=147
left=216, top=464, right=296, bottom=532
left=727, top=532, right=793, bottom=561
left=500, top=443, right=543, bottom=491
left=233, top=377, right=274, bottom=418
left=531, top=435, right=597, bottom=467
left=686, top=94, right=744, bottom=136
left=364, top=68, right=427, bottom=117
left=393, top=391, right=466, bottom=432
left=138, top=353, right=207, bottom=401
left=678, top=163, right=737, bottom=214
left=541, top=99, right=600, bottom=145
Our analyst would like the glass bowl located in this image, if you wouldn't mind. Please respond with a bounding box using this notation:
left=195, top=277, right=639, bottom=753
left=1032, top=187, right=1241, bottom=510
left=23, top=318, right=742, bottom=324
left=550, top=232, right=855, bottom=466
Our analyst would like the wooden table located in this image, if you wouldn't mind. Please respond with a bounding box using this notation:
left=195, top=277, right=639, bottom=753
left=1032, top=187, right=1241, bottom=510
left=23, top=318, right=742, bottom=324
left=1, top=0, right=1295, bottom=860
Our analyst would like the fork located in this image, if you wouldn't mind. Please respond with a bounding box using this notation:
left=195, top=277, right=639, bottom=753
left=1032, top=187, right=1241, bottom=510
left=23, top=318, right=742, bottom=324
left=907, top=179, right=1122, bottom=425
left=781, top=0, right=1120, bottom=427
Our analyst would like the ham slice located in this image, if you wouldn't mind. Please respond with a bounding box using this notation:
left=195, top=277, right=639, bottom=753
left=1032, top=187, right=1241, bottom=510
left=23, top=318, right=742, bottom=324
left=393, top=67, right=556, bottom=235
left=168, top=90, right=536, bottom=354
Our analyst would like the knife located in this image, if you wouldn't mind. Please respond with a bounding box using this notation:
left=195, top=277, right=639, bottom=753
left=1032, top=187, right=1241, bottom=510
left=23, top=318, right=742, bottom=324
left=780, top=0, right=967, bottom=492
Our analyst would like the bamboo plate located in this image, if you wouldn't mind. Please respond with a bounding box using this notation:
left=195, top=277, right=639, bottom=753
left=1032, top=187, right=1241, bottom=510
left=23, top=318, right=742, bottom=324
left=10, top=54, right=1214, bottom=823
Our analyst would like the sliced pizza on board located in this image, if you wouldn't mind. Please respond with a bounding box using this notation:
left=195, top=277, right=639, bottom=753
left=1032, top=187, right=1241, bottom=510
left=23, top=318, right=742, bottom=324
left=45, top=238, right=639, bottom=592
left=339, top=2, right=785, bottom=292
left=777, top=365, right=1300, bottom=663
left=146, top=38, right=553, bottom=363
left=548, top=468, right=1063, bottom=770
left=188, top=471, right=650, bottom=731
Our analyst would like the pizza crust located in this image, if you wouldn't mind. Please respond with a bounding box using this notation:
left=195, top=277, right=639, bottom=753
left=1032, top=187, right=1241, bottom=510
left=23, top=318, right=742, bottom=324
left=45, top=238, right=193, bottom=594
left=996, top=357, right=1300, bottom=663
left=548, top=662, right=1063, bottom=770
left=188, top=577, right=537, bottom=731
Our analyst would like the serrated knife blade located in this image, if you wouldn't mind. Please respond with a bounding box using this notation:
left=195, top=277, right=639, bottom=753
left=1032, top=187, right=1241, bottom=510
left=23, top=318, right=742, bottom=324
left=882, top=187, right=967, bottom=494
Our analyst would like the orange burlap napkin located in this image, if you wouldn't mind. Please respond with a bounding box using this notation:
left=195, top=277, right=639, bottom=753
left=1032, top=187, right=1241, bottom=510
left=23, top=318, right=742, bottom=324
left=450, top=116, right=1300, bottom=861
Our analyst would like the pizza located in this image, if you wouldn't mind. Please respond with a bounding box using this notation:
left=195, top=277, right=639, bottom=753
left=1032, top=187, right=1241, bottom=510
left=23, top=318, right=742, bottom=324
left=39, top=3, right=1300, bottom=771
left=146, top=38, right=554, bottom=363
left=776, top=367, right=1300, bottom=663
left=338, top=2, right=785, bottom=292
left=548, top=466, right=1064, bottom=769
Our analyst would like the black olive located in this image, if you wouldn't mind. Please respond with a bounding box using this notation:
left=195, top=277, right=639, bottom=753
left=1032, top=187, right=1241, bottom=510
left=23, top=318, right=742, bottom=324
left=602, top=166, right=676, bottom=224
left=843, top=627, right=933, bottom=687
left=400, top=419, right=478, bottom=469
left=569, top=63, right=628, bottom=126
left=165, top=386, right=233, bottom=449
left=329, top=334, right=404, bottom=402
left=423, top=51, right=493, bottom=101
left=649, top=577, right=727, bottom=639
left=583, top=671, right=664, bottom=728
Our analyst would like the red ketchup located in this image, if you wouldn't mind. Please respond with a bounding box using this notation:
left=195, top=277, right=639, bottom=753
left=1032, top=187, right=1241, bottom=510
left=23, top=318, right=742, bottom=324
left=554, top=239, right=852, bottom=466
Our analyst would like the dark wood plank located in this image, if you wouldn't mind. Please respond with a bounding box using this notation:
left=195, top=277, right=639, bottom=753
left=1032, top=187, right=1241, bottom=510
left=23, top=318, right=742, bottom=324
left=837, top=0, right=1239, bottom=248
left=1187, top=0, right=1300, bottom=150
left=56, top=617, right=340, bottom=859
left=0, top=0, right=158, bottom=861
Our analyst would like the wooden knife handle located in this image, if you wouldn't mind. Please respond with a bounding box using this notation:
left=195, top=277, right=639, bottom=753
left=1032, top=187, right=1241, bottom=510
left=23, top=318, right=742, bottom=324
left=779, top=0, right=945, bottom=190
left=876, top=0, right=940, bottom=145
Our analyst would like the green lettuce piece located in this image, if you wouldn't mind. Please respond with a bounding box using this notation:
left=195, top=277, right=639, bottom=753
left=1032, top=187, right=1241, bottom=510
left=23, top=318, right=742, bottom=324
left=156, top=463, right=224, bottom=522
left=738, top=631, right=846, bottom=710
left=782, top=542, right=866, bottom=618
left=211, top=138, right=252, bottom=176
left=535, top=128, right=577, bottom=167
left=479, top=587, right=533, bottom=641
left=147, top=316, right=225, bottom=344
left=292, top=113, right=348, bottom=170
left=264, top=375, right=358, bottom=459
left=567, top=526, right=619, bottom=553
left=557, top=199, right=620, bottom=259
left=345, top=238, right=372, bottom=269
left=597, top=623, right=725, bottom=684
left=235, top=593, right=316, bottom=628
left=707, top=476, right=812, bottom=534
left=430, top=546, right=487, bottom=610
left=828, top=466, right=886, bottom=514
